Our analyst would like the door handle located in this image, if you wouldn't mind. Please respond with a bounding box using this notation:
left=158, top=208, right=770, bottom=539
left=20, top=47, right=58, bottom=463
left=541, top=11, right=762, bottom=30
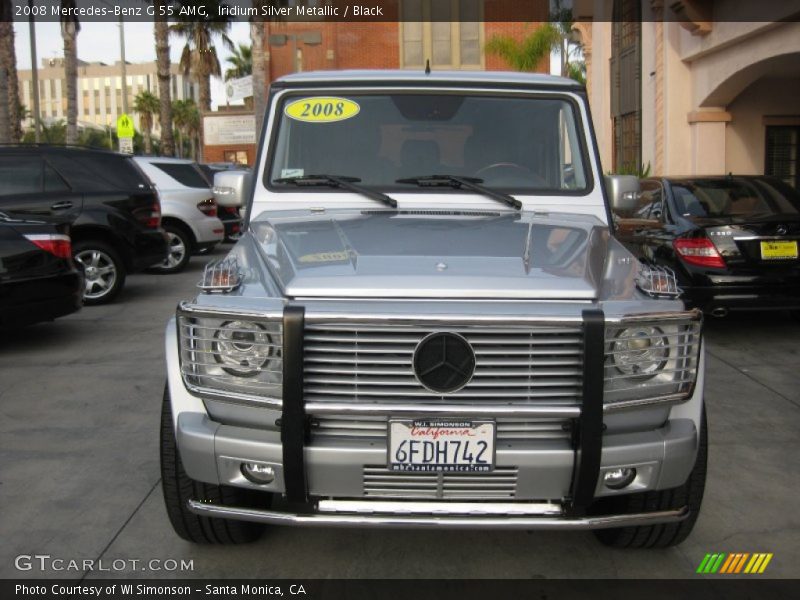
left=51, top=201, right=73, bottom=210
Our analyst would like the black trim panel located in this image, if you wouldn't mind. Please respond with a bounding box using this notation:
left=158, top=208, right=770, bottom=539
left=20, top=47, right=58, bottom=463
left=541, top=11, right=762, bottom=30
left=281, top=305, right=309, bottom=506
left=569, top=309, right=605, bottom=515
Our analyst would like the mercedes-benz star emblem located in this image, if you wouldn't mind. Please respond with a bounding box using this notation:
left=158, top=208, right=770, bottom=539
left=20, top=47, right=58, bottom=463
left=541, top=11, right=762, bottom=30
left=413, top=332, right=476, bottom=393
left=776, top=224, right=788, bottom=236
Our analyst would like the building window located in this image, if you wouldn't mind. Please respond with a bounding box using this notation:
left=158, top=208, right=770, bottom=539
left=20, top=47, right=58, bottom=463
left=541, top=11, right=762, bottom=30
left=400, top=0, right=482, bottom=69
left=610, top=0, right=641, bottom=173
left=766, top=125, right=799, bottom=190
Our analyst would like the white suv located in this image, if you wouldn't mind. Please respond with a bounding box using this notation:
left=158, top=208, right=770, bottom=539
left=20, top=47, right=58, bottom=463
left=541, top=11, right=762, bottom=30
left=134, top=157, right=224, bottom=273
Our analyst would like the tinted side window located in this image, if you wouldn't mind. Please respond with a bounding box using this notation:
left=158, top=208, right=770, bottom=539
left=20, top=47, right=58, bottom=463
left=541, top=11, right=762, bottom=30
left=44, top=164, right=70, bottom=192
left=151, top=163, right=209, bottom=189
left=0, top=155, right=42, bottom=195
left=46, top=153, right=149, bottom=192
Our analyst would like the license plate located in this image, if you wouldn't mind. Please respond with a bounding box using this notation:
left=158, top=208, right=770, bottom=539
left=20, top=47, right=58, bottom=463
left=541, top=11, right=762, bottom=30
left=388, top=419, right=495, bottom=472
left=760, top=240, right=798, bottom=260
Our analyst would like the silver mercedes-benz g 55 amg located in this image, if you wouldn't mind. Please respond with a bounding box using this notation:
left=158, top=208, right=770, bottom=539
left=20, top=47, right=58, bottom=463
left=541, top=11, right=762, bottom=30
left=161, top=70, right=706, bottom=548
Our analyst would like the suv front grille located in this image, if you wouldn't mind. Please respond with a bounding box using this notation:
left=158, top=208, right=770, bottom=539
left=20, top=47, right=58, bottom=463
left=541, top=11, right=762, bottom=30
left=303, top=323, right=584, bottom=406
left=361, top=466, right=519, bottom=499
left=311, top=415, right=571, bottom=442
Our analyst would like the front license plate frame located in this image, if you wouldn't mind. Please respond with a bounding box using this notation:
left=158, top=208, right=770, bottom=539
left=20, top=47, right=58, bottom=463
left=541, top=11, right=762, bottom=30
left=760, top=240, right=798, bottom=260
left=387, top=419, right=496, bottom=472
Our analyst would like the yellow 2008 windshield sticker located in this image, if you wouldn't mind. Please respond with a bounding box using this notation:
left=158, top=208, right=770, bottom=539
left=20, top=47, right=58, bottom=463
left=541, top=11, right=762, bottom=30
left=284, top=97, right=360, bottom=123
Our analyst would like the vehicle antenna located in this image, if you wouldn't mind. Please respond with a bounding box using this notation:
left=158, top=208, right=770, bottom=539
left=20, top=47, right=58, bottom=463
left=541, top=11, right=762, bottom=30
left=425, top=59, right=431, bottom=75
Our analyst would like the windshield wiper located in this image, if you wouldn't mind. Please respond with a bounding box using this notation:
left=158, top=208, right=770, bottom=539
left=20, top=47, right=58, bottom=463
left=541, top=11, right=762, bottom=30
left=396, top=175, right=522, bottom=211
left=274, top=174, right=397, bottom=209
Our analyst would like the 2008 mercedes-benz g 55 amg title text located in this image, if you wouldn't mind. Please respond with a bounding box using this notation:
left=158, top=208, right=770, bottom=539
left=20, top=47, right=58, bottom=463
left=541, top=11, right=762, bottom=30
left=161, top=71, right=706, bottom=548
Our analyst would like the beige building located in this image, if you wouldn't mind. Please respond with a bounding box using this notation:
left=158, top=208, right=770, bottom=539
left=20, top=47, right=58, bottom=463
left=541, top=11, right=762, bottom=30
left=17, top=59, right=198, bottom=136
left=574, top=0, right=800, bottom=189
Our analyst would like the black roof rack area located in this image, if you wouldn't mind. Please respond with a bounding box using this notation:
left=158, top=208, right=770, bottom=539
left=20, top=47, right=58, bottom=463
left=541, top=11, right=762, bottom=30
left=0, top=143, right=122, bottom=154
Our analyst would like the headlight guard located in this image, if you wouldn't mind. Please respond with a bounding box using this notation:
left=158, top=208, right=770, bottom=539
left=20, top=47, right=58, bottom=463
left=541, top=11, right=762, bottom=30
left=177, top=303, right=283, bottom=407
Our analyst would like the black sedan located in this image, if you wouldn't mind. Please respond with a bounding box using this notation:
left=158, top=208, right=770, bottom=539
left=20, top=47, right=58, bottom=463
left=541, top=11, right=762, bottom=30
left=615, top=175, right=800, bottom=316
left=0, top=213, right=83, bottom=328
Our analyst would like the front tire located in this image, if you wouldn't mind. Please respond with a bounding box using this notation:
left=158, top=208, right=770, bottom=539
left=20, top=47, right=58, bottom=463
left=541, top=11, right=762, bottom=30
left=592, top=408, right=708, bottom=548
left=73, top=240, right=126, bottom=305
left=160, top=385, right=266, bottom=544
left=151, top=224, right=192, bottom=274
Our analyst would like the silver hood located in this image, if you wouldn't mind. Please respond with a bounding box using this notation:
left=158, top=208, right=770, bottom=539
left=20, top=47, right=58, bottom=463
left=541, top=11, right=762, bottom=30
left=250, top=209, right=608, bottom=300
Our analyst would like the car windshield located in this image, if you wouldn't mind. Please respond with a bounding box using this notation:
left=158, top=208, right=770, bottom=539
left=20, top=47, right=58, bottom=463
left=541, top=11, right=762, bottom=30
left=267, top=93, right=589, bottom=194
left=671, top=178, right=800, bottom=218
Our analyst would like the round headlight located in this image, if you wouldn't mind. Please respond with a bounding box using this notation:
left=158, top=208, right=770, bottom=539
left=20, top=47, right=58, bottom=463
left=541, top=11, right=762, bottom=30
left=212, top=320, right=276, bottom=377
left=611, top=326, right=668, bottom=379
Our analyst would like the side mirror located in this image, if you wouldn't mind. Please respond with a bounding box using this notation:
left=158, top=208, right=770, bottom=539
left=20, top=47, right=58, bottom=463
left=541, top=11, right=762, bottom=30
left=213, top=170, right=251, bottom=208
left=605, top=175, right=641, bottom=215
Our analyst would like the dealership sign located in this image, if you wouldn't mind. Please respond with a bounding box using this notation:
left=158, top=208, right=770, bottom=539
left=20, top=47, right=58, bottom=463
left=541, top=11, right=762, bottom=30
left=203, top=114, right=256, bottom=145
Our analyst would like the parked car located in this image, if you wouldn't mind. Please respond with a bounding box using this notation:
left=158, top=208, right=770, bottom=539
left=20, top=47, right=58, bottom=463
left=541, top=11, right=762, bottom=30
left=134, top=157, right=225, bottom=273
left=161, top=70, right=706, bottom=549
left=0, top=212, right=82, bottom=327
left=198, top=163, right=245, bottom=242
left=0, top=145, right=168, bottom=304
left=614, top=175, right=800, bottom=316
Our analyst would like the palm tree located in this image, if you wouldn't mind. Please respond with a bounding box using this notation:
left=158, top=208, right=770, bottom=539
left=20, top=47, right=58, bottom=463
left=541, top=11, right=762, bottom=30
left=172, top=98, right=191, bottom=158
left=485, top=1, right=584, bottom=81
left=224, top=43, right=252, bottom=80
left=60, top=0, right=80, bottom=144
left=485, top=24, right=562, bottom=73
left=185, top=101, right=201, bottom=161
left=250, top=2, right=269, bottom=137
left=133, top=90, right=159, bottom=155
left=0, top=0, right=22, bottom=142
left=153, top=0, right=175, bottom=156
left=170, top=1, right=234, bottom=113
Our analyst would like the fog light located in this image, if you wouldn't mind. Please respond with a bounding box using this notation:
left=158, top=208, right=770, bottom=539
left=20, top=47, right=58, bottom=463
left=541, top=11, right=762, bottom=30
left=241, top=462, right=275, bottom=485
left=603, top=467, right=636, bottom=490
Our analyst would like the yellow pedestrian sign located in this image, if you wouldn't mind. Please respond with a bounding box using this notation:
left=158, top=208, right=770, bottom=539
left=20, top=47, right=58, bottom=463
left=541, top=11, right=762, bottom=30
left=116, top=114, right=135, bottom=138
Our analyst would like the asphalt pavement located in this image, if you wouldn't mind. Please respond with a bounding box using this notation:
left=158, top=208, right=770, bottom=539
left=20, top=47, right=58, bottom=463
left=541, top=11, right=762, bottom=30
left=1, top=246, right=798, bottom=579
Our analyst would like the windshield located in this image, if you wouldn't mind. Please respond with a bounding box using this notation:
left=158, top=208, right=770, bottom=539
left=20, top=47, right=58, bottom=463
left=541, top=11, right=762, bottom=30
left=671, top=178, right=800, bottom=219
left=267, top=93, right=589, bottom=193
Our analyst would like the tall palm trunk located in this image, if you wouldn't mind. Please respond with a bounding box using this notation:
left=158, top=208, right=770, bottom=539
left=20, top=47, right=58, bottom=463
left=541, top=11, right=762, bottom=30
left=61, top=16, right=79, bottom=145
left=0, top=57, right=9, bottom=143
left=175, top=128, right=183, bottom=158
left=250, top=10, right=267, bottom=137
left=0, top=2, right=22, bottom=142
left=154, top=5, right=174, bottom=156
left=197, top=68, right=212, bottom=113
left=143, top=124, right=152, bottom=155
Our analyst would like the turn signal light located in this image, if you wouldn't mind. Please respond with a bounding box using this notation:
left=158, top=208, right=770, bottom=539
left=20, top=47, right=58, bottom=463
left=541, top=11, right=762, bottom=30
left=673, top=237, right=726, bottom=268
left=24, top=234, right=72, bottom=259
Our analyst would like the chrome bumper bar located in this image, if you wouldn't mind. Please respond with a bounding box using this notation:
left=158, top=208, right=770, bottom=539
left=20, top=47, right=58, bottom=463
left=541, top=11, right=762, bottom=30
left=187, top=499, right=689, bottom=530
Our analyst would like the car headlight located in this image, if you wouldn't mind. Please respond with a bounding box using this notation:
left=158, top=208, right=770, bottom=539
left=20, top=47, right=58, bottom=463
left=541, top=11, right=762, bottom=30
left=178, top=309, right=282, bottom=403
left=611, top=326, right=669, bottom=380
left=604, top=313, right=702, bottom=408
left=213, top=320, right=278, bottom=377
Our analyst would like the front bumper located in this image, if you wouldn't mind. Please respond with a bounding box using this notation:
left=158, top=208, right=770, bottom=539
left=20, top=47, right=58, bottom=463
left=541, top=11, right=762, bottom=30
left=187, top=498, right=689, bottom=530
left=166, top=305, right=705, bottom=530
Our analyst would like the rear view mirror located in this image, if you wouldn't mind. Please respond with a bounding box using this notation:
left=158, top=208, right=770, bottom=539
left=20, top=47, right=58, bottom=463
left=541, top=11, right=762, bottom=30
left=605, top=175, right=641, bottom=215
left=213, top=170, right=251, bottom=208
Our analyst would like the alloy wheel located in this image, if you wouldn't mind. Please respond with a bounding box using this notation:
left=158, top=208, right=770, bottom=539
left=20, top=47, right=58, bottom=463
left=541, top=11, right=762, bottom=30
left=160, top=231, right=187, bottom=270
left=74, top=249, right=118, bottom=301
